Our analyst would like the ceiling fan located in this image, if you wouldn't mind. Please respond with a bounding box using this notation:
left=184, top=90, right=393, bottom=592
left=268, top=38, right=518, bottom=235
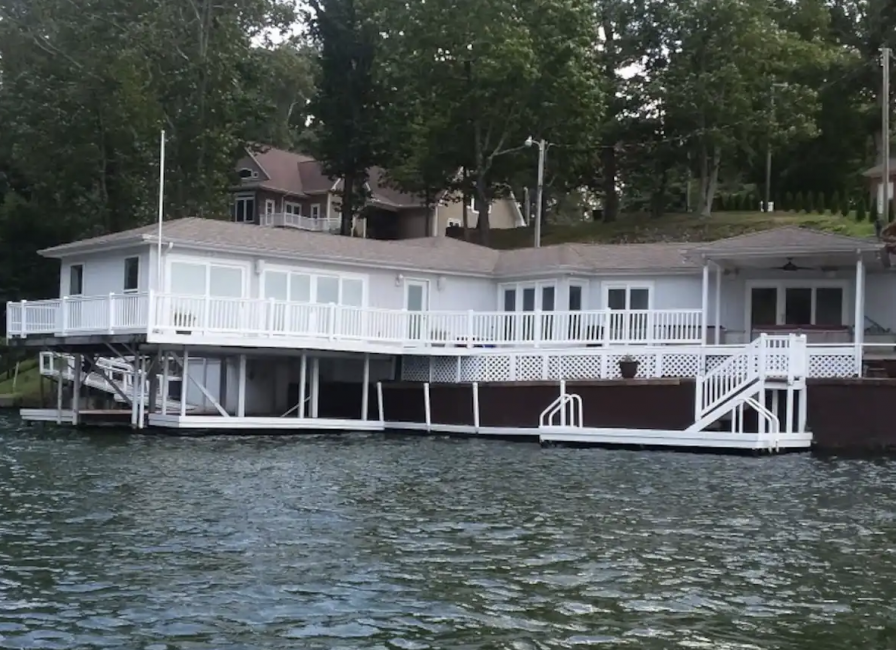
left=776, top=257, right=816, bottom=272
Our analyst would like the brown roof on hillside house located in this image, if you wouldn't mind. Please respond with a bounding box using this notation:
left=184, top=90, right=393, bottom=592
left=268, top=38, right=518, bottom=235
left=244, top=148, right=315, bottom=195
left=688, top=226, right=880, bottom=256
left=40, top=220, right=885, bottom=277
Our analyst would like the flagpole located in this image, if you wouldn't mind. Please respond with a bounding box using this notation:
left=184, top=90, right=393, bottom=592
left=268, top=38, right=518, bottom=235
left=156, top=130, right=166, bottom=292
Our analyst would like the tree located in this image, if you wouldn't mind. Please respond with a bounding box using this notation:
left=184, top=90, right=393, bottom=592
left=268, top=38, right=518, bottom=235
left=375, top=0, right=602, bottom=244
left=306, top=0, right=385, bottom=236
left=856, top=199, right=867, bottom=221
left=830, top=190, right=841, bottom=215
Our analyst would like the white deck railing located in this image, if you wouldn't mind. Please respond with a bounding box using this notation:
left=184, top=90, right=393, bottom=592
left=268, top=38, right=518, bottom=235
left=261, top=212, right=342, bottom=233
left=7, top=292, right=704, bottom=348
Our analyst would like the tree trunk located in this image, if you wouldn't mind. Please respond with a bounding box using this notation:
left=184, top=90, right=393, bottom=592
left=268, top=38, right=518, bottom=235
left=601, top=142, right=619, bottom=222
left=341, top=174, right=354, bottom=236
left=700, top=147, right=722, bottom=218
left=461, top=169, right=470, bottom=241
left=475, top=175, right=490, bottom=246
left=650, top=166, right=668, bottom=219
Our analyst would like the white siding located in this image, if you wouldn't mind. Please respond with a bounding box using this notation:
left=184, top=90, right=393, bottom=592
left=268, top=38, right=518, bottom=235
left=59, top=247, right=152, bottom=297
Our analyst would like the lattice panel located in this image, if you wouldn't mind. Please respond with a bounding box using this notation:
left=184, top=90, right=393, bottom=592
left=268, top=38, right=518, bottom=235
left=657, top=353, right=700, bottom=378
left=516, top=355, right=545, bottom=381
left=603, top=353, right=657, bottom=379
left=809, top=353, right=854, bottom=378
left=548, top=355, right=603, bottom=380
left=401, top=356, right=430, bottom=382
left=460, top=355, right=513, bottom=383
left=430, top=357, right=459, bottom=383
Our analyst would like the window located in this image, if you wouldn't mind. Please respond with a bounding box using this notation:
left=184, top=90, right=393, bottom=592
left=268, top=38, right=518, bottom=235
left=605, top=284, right=651, bottom=310
left=500, top=281, right=557, bottom=341
left=232, top=194, right=256, bottom=223
left=342, top=278, right=364, bottom=307
left=238, top=168, right=257, bottom=180
left=285, top=202, right=302, bottom=216
left=568, top=283, right=585, bottom=311
left=263, top=270, right=363, bottom=307
left=169, top=261, right=245, bottom=297
left=264, top=199, right=275, bottom=215
left=748, top=284, right=845, bottom=330
left=310, top=204, right=321, bottom=219
left=446, top=218, right=462, bottom=228
left=123, top=257, right=139, bottom=292
left=69, top=264, right=84, bottom=296
left=316, top=276, right=340, bottom=304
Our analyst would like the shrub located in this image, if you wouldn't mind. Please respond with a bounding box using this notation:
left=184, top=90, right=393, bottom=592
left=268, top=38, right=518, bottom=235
left=855, top=200, right=866, bottom=222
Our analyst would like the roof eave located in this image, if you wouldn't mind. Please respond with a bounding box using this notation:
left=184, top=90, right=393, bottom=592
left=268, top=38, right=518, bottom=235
left=687, top=244, right=882, bottom=260
left=39, top=236, right=152, bottom=259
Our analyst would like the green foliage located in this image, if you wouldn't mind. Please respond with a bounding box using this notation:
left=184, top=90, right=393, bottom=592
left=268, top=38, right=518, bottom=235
left=794, top=191, right=804, bottom=212
left=784, top=191, right=794, bottom=211
left=855, top=200, right=867, bottom=222
left=870, top=198, right=879, bottom=223
left=829, top=191, right=840, bottom=215
left=817, top=193, right=826, bottom=214
left=840, top=195, right=850, bottom=217
left=805, top=191, right=815, bottom=214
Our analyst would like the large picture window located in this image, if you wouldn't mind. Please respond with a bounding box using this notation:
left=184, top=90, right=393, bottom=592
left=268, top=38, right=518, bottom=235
left=262, top=269, right=365, bottom=307
left=232, top=194, right=256, bottom=223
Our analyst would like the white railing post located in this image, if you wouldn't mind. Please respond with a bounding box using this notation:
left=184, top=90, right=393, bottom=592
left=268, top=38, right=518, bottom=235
left=60, top=296, right=68, bottom=335
left=472, top=382, right=480, bottom=431
left=423, top=382, right=431, bottom=431
left=534, top=309, right=542, bottom=348
left=758, top=333, right=768, bottom=378
left=107, top=293, right=115, bottom=333
left=466, top=309, right=474, bottom=348
left=559, top=379, right=567, bottom=427
left=329, top=303, right=337, bottom=340
left=268, top=298, right=276, bottom=336
left=203, top=294, right=211, bottom=333
left=376, top=381, right=385, bottom=424
left=146, top=290, right=155, bottom=334
left=18, top=300, right=26, bottom=337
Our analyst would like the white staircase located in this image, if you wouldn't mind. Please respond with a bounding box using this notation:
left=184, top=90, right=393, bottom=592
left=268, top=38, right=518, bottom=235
left=688, top=334, right=808, bottom=446
left=39, top=352, right=195, bottom=412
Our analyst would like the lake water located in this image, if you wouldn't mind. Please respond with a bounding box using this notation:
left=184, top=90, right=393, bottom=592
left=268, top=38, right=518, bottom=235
left=1, top=412, right=895, bottom=649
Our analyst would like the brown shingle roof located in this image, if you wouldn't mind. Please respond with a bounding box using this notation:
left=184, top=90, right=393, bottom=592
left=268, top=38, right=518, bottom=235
left=246, top=148, right=315, bottom=195
left=40, top=220, right=883, bottom=277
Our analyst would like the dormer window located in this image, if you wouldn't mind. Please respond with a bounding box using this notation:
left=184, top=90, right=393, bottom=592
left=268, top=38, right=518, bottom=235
left=238, top=168, right=258, bottom=180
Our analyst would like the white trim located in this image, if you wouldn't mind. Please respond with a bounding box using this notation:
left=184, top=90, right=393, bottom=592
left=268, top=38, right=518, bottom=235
left=284, top=201, right=302, bottom=216
left=264, top=199, right=275, bottom=215
left=233, top=192, right=256, bottom=224
left=69, top=263, right=85, bottom=296
left=744, top=279, right=850, bottom=333
left=601, top=281, right=655, bottom=310
left=310, top=203, right=321, bottom=219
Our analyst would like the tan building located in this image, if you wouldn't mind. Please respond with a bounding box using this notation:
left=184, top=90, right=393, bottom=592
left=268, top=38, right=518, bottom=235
left=231, top=146, right=525, bottom=240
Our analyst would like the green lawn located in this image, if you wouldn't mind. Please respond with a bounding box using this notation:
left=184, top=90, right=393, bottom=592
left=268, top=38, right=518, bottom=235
left=489, top=211, right=877, bottom=249
left=0, top=357, right=43, bottom=406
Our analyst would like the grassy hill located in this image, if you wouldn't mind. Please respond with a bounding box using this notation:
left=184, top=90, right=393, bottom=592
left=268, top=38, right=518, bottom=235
left=488, top=211, right=877, bottom=249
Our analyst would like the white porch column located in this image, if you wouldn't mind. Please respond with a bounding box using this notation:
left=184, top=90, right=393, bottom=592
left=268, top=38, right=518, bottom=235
left=298, top=354, right=307, bottom=418
left=56, top=355, right=64, bottom=425
left=310, top=357, right=320, bottom=418
left=237, top=354, right=247, bottom=417
left=714, top=264, right=722, bottom=345
left=180, top=350, right=189, bottom=417
left=72, top=353, right=82, bottom=426
left=854, top=255, right=866, bottom=376
left=161, top=351, right=170, bottom=413
left=361, top=353, right=370, bottom=421
left=700, top=260, right=710, bottom=345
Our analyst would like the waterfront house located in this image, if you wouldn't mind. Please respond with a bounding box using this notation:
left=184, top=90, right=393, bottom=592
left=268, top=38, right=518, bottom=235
left=231, top=146, right=526, bottom=239
left=7, top=218, right=894, bottom=451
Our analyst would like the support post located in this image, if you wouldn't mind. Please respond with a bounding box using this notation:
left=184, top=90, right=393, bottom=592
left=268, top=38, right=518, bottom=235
left=713, top=263, right=722, bottom=345
left=137, top=356, right=146, bottom=429
left=131, top=356, right=139, bottom=428
left=72, top=353, right=82, bottom=426
left=56, top=354, right=64, bottom=425
left=310, top=357, right=320, bottom=418
left=237, top=354, right=247, bottom=418
left=472, top=382, right=480, bottom=432
left=854, top=255, right=865, bottom=376
left=376, top=381, right=385, bottom=424
left=148, top=353, right=159, bottom=415
left=361, top=353, right=370, bottom=421
left=180, top=350, right=189, bottom=417
left=700, top=260, right=710, bottom=346
left=162, top=350, right=170, bottom=413
left=423, top=382, right=431, bottom=431
left=298, top=354, right=307, bottom=419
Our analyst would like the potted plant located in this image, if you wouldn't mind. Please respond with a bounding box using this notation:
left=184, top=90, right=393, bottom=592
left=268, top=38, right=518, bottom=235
left=618, top=355, right=639, bottom=379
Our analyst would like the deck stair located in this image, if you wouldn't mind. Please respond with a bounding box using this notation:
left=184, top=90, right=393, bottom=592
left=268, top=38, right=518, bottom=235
left=39, top=352, right=196, bottom=412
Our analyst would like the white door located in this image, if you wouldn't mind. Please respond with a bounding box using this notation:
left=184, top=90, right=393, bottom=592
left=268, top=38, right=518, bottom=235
left=405, top=280, right=429, bottom=341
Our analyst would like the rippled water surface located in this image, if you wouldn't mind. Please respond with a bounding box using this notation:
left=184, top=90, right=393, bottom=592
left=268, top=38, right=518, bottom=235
left=2, top=413, right=896, bottom=649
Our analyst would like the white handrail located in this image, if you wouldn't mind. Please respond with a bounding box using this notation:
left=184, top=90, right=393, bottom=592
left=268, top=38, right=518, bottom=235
left=539, top=393, right=583, bottom=428
left=741, top=395, right=780, bottom=451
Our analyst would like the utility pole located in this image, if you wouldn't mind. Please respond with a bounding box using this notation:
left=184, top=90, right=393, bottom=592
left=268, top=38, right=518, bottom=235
left=534, top=139, right=546, bottom=248
left=883, top=46, right=891, bottom=224
left=765, top=87, right=775, bottom=213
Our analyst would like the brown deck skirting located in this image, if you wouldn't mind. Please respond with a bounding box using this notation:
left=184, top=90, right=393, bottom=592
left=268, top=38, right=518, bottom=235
left=380, top=380, right=695, bottom=431
left=808, top=378, right=896, bottom=451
